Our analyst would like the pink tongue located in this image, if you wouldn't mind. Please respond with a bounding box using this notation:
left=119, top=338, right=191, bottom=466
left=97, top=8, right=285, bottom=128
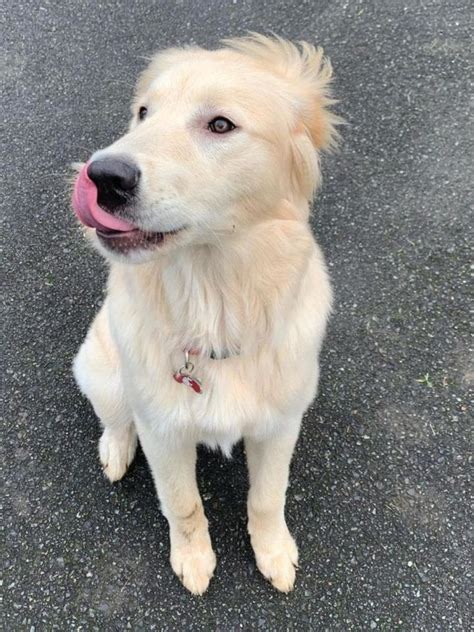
left=72, top=162, right=136, bottom=232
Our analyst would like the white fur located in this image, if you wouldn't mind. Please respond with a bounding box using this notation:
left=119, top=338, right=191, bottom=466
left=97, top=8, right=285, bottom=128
left=72, top=34, right=339, bottom=595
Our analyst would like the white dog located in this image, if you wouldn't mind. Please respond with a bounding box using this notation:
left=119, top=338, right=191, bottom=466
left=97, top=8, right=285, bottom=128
left=72, top=34, right=340, bottom=595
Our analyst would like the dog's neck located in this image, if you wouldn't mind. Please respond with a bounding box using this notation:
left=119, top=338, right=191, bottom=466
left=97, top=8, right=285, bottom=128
left=160, top=242, right=245, bottom=357
left=111, top=216, right=313, bottom=357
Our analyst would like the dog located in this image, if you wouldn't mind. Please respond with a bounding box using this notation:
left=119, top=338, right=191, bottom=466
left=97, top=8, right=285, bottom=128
left=72, top=34, right=340, bottom=595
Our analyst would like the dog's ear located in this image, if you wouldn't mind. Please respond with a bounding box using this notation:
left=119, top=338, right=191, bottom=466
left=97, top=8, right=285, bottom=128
left=289, top=42, right=343, bottom=199
left=223, top=34, right=343, bottom=201
left=296, top=42, right=342, bottom=152
left=224, top=34, right=342, bottom=151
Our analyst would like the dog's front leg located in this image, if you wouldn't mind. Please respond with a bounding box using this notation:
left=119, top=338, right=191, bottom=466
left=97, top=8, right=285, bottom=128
left=245, top=428, right=300, bottom=592
left=137, top=429, right=216, bottom=595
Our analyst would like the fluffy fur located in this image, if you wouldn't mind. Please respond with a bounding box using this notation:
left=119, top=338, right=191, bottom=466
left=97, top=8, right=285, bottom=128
left=73, top=34, right=340, bottom=595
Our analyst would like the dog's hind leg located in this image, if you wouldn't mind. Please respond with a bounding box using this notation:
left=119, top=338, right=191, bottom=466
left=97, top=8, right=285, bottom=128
left=73, top=305, right=137, bottom=482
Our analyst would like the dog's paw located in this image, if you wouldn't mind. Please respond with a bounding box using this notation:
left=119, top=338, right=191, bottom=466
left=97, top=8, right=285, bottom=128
left=99, top=426, right=137, bottom=482
left=251, top=527, right=299, bottom=593
left=170, top=538, right=216, bottom=596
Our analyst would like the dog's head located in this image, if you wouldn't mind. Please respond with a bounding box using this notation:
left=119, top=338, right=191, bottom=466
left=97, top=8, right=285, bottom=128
left=72, top=34, right=341, bottom=263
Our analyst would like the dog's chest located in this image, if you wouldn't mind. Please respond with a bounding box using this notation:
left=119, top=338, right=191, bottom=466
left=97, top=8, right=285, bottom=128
left=108, top=251, right=323, bottom=444
left=110, top=270, right=280, bottom=439
left=160, top=255, right=245, bottom=357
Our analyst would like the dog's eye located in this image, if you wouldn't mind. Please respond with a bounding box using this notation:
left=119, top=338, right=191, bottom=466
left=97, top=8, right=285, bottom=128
left=208, top=117, right=235, bottom=134
left=138, top=106, right=148, bottom=121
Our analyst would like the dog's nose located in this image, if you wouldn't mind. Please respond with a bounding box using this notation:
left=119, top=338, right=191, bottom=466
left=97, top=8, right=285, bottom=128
left=87, top=156, right=140, bottom=210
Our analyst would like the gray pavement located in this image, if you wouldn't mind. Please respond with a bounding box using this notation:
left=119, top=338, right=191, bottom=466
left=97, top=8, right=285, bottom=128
left=2, top=0, right=472, bottom=629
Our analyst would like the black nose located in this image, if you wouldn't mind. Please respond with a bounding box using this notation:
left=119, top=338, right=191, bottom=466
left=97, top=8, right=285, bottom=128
left=87, top=156, right=140, bottom=211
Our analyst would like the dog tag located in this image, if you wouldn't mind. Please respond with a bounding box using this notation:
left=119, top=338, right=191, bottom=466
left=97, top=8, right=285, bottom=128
left=173, top=371, right=203, bottom=394
left=173, top=351, right=203, bottom=394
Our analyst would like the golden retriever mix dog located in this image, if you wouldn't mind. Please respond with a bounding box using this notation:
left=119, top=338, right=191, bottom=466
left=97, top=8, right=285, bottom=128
left=72, top=34, right=340, bottom=595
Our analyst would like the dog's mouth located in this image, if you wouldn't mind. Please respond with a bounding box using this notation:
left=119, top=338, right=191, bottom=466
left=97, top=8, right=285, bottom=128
left=72, top=162, right=184, bottom=253
left=95, top=226, right=184, bottom=252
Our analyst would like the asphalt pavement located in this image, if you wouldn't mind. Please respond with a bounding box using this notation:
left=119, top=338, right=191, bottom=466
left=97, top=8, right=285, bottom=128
left=2, top=0, right=472, bottom=630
